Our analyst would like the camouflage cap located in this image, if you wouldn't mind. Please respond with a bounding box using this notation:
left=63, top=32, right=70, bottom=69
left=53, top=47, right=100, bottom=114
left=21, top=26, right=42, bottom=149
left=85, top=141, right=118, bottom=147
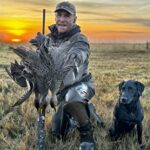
left=55, top=1, right=76, bottom=15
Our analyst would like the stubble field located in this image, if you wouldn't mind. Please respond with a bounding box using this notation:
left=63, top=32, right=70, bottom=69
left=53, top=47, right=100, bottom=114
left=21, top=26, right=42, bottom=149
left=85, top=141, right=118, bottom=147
left=0, top=42, right=150, bottom=150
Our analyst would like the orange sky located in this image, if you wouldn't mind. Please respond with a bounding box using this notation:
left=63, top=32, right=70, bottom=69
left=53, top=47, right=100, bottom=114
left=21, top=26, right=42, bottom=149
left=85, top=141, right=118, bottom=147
left=0, top=0, right=150, bottom=43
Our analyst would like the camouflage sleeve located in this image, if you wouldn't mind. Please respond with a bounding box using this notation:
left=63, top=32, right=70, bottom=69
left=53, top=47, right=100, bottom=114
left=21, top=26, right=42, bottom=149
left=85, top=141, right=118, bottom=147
left=62, top=40, right=90, bottom=87
left=64, top=41, right=89, bottom=67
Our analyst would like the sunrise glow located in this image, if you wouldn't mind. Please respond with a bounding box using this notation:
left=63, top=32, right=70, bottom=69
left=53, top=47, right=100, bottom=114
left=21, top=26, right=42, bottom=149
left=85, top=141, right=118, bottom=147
left=3, top=20, right=29, bottom=36
left=0, top=0, right=150, bottom=43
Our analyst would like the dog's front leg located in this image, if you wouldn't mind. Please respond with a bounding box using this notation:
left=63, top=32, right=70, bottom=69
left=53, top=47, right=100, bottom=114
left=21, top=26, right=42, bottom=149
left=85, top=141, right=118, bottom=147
left=137, top=122, right=142, bottom=144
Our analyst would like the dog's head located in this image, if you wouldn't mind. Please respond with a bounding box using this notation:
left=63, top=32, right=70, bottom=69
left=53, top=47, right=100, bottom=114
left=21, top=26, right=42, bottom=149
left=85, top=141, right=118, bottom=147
left=119, top=80, right=144, bottom=104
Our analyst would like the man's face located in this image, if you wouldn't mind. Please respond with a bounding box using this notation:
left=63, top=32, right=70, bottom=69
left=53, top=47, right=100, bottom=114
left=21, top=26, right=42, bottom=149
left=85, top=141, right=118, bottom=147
left=55, top=10, right=76, bottom=34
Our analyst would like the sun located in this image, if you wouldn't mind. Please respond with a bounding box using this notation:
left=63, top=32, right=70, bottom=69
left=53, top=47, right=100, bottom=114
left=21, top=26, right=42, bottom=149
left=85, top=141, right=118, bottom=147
left=11, top=38, right=22, bottom=43
left=0, top=19, right=34, bottom=42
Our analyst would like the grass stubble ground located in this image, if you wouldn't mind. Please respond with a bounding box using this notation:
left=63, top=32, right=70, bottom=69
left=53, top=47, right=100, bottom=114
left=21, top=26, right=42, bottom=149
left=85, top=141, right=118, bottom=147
left=0, top=42, right=149, bottom=150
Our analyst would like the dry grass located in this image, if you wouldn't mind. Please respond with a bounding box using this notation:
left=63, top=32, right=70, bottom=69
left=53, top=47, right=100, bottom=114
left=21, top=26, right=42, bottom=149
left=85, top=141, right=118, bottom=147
left=0, top=42, right=150, bottom=150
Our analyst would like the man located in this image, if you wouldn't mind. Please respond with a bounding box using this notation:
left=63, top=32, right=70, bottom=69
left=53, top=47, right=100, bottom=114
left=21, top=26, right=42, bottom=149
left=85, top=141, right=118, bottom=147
left=31, top=1, right=95, bottom=150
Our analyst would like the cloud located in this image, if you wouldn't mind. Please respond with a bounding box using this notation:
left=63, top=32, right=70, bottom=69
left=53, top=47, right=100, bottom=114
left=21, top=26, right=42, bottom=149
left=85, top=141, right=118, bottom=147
left=139, top=4, right=150, bottom=10
left=112, top=18, right=150, bottom=27
left=98, top=30, right=150, bottom=34
left=0, top=0, right=56, bottom=21
left=75, top=1, right=130, bottom=8
left=10, top=0, right=56, bottom=6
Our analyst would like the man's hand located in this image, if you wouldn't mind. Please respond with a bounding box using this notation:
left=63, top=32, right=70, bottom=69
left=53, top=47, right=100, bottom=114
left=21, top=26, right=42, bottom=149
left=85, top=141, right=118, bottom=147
left=30, top=32, right=48, bottom=48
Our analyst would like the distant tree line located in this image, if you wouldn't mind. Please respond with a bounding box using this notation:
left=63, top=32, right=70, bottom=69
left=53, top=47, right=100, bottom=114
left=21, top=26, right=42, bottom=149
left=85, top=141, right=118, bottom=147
left=146, top=41, right=149, bottom=49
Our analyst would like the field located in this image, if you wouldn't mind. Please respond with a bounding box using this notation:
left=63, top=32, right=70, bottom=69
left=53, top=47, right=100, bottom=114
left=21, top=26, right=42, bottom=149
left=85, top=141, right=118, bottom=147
left=0, top=42, right=150, bottom=150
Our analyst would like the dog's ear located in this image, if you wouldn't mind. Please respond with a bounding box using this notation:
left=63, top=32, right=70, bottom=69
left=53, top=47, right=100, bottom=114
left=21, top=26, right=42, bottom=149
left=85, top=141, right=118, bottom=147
left=119, top=80, right=125, bottom=91
left=135, top=81, right=145, bottom=96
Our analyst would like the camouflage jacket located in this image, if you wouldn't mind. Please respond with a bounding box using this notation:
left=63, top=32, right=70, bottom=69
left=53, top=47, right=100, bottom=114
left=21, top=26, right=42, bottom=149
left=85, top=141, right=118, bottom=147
left=46, top=24, right=95, bottom=97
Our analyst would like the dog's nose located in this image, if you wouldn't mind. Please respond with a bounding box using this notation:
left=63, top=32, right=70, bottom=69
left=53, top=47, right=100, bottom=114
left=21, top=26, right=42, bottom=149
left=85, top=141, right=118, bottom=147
left=121, top=97, right=128, bottom=103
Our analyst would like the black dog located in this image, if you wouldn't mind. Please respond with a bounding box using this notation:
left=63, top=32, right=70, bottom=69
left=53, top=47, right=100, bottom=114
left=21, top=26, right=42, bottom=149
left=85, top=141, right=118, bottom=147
left=109, top=80, right=145, bottom=144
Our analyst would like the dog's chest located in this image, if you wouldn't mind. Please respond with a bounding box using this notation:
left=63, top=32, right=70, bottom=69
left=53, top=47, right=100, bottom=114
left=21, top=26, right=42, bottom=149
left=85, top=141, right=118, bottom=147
left=126, top=105, right=137, bottom=115
left=130, top=112, right=136, bottom=118
left=126, top=106, right=143, bottom=121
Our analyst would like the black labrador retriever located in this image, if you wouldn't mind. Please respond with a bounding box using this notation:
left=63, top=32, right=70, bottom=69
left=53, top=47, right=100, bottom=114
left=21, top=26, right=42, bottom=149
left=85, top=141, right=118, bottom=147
left=109, top=80, right=145, bottom=144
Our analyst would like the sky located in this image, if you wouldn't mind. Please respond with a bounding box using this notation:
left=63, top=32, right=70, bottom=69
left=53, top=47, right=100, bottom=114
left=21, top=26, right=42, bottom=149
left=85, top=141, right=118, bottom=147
left=0, top=0, right=150, bottom=43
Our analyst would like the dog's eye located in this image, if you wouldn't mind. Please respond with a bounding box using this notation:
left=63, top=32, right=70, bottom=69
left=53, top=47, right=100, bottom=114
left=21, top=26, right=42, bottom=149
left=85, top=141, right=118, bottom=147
left=122, top=87, right=125, bottom=91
